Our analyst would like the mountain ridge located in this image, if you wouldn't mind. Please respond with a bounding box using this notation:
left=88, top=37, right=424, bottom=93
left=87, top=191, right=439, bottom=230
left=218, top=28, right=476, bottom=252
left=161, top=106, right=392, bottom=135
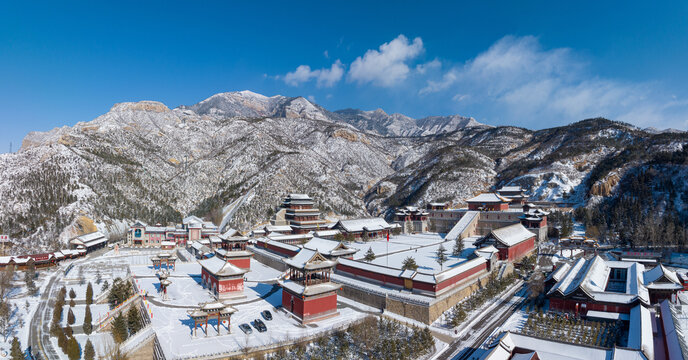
left=4, top=90, right=688, bottom=254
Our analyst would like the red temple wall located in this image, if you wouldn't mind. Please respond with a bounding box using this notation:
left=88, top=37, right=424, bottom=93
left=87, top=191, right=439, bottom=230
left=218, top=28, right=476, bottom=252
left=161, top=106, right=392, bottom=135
left=226, top=257, right=251, bottom=269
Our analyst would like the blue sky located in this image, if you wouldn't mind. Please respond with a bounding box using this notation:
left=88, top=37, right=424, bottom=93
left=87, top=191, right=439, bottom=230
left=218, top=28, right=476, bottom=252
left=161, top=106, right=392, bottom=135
left=2, top=1, right=688, bottom=152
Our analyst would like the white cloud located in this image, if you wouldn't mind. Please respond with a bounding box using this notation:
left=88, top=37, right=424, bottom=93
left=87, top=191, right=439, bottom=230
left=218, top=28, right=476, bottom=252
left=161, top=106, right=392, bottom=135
left=421, top=35, right=688, bottom=130
left=416, top=59, right=441, bottom=75
left=348, top=35, right=424, bottom=87
left=283, top=60, right=344, bottom=88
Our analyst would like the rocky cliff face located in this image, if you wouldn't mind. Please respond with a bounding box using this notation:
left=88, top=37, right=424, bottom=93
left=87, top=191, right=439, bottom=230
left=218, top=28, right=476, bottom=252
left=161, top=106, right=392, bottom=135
left=1, top=91, right=687, bottom=253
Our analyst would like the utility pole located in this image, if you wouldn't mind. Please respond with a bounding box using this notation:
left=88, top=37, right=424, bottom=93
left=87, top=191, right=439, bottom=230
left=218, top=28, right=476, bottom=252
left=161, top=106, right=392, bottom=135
left=9, top=142, right=11, bottom=153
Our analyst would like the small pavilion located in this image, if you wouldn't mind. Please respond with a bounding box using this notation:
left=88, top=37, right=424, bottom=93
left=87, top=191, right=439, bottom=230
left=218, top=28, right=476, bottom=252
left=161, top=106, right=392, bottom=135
left=280, top=249, right=340, bottom=324
left=187, top=301, right=237, bottom=337
left=217, top=235, right=253, bottom=269
left=198, top=256, right=249, bottom=300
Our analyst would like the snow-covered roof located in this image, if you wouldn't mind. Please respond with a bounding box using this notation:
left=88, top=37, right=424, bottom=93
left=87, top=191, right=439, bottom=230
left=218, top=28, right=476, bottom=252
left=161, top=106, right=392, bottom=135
left=70, top=231, right=108, bottom=248
left=145, top=226, right=167, bottom=233
left=256, top=237, right=301, bottom=252
left=312, top=229, right=340, bottom=237
left=548, top=256, right=650, bottom=305
left=336, top=218, right=390, bottom=233
left=286, top=193, right=311, bottom=200
left=265, top=224, right=293, bottom=233
left=198, top=256, right=248, bottom=277
left=643, top=264, right=681, bottom=286
left=221, top=228, right=238, bottom=238
left=338, top=258, right=404, bottom=278
left=628, top=304, right=654, bottom=360
left=280, top=279, right=340, bottom=296
left=182, top=215, right=203, bottom=224
left=465, top=193, right=511, bottom=203
left=267, top=233, right=313, bottom=242
left=444, top=211, right=478, bottom=241
left=131, top=220, right=148, bottom=227
left=160, top=241, right=175, bottom=246
left=497, top=186, right=523, bottom=192
left=546, top=262, right=571, bottom=283
left=481, top=331, right=644, bottom=360
left=490, top=224, right=535, bottom=247
left=475, top=245, right=499, bottom=260
left=433, top=257, right=487, bottom=284
left=302, top=237, right=358, bottom=257
left=283, top=249, right=335, bottom=270
left=660, top=300, right=688, bottom=360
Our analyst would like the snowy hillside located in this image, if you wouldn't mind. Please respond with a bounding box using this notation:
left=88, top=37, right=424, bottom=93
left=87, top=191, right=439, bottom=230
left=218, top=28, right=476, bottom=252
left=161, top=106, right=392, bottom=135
left=1, top=92, right=687, bottom=253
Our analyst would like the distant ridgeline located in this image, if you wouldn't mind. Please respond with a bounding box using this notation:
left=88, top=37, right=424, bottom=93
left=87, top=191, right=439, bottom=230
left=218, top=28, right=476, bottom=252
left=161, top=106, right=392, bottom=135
left=0, top=89, right=686, bottom=252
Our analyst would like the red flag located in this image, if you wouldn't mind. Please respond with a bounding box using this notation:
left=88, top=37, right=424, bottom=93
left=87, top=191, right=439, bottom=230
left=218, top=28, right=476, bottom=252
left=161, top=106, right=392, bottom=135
left=387, top=232, right=389, bottom=242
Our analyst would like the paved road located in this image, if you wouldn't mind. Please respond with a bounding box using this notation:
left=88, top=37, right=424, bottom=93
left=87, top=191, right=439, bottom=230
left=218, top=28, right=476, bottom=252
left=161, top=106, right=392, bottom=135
left=29, top=247, right=110, bottom=360
left=28, top=272, right=60, bottom=360
left=438, top=283, right=526, bottom=360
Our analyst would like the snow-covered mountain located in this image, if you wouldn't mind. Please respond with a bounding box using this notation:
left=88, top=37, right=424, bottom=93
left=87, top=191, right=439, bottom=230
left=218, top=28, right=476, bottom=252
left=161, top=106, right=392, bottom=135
left=2, top=91, right=687, bottom=253
left=333, top=108, right=489, bottom=137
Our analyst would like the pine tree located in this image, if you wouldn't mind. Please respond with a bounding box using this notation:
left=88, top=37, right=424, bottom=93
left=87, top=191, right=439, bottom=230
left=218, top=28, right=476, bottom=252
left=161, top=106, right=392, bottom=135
left=69, top=288, right=76, bottom=300
left=86, top=282, right=93, bottom=305
left=435, top=244, right=448, bottom=270
left=10, top=336, right=23, bottom=360
left=67, top=336, right=80, bottom=360
left=67, top=308, right=75, bottom=325
left=84, top=339, right=95, bottom=360
left=452, top=237, right=463, bottom=256
left=102, top=280, right=109, bottom=292
left=25, top=262, right=37, bottom=296
left=64, top=324, right=73, bottom=338
left=364, top=247, right=376, bottom=262
left=83, top=305, right=93, bottom=335
left=112, top=313, right=128, bottom=343
left=127, top=306, right=142, bottom=334
left=401, top=257, right=418, bottom=271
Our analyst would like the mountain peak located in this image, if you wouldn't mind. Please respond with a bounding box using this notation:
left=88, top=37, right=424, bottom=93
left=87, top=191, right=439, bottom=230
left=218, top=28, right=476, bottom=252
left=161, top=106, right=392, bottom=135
left=110, top=101, right=170, bottom=113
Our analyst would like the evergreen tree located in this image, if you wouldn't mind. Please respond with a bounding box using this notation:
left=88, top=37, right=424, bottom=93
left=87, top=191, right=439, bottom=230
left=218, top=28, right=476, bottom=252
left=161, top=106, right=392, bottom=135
left=364, top=247, right=376, bottom=262
left=69, top=288, right=76, bottom=300
left=25, top=262, right=37, bottom=296
left=10, top=336, right=23, bottom=360
left=112, top=313, right=128, bottom=343
left=127, top=306, right=142, bottom=334
left=67, top=308, right=75, bottom=325
left=405, top=221, right=414, bottom=234
left=101, top=280, right=109, bottom=292
left=401, top=257, right=418, bottom=271
left=64, top=324, right=73, bottom=338
left=83, top=305, right=93, bottom=335
left=83, top=339, right=95, bottom=360
left=86, top=282, right=93, bottom=305
left=452, top=237, right=463, bottom=256
left=66, top=336, right=80, bottom=360
left=435, top=244, right=448, bottom=270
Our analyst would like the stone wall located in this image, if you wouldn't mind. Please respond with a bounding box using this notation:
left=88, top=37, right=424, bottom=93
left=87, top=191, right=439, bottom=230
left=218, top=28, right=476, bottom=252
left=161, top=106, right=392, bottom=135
left=249, top=248, right=288, bottom=271
left=337, top=270, right=490, bottom=325
left=126, top=335, right=156, bottom=360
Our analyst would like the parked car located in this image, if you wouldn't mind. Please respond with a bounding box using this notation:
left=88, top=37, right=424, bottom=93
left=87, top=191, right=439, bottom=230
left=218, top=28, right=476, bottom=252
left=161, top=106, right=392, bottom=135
left=253, top=319, right=267, bottom=332
left=261, top=310, right=273, bottom=321
left=239, top=323, right=253, bottom=334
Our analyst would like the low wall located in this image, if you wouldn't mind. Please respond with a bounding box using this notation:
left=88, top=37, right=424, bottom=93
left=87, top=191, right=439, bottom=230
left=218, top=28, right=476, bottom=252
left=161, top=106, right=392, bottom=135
left=249, top=248, right=288, bottom=272
left=337, top=270, right=490, bottom=325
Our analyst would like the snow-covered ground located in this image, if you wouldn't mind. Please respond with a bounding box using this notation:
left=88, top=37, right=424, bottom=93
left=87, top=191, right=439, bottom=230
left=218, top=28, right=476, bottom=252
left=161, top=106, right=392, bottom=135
left=153, top=288, right=366, bottom=359
left=0, top=268, right=56, bottom=356
left=349, top=233, right=445, bottom=260
left=367, top=237, right=478, bottom=273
